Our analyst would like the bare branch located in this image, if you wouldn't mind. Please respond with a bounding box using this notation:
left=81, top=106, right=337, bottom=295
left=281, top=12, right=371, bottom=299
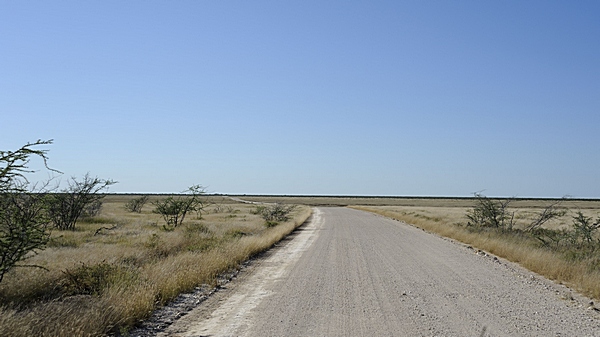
left=526, top=197, right=568, bottom=232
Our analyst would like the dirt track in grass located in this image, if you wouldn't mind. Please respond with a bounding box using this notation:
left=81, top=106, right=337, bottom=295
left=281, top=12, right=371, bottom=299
left=154, top=207, right=600, bottom=337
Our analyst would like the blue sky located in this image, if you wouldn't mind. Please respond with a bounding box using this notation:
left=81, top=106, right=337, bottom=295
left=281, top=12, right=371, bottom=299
left=2, top=1, right=599, bottom=197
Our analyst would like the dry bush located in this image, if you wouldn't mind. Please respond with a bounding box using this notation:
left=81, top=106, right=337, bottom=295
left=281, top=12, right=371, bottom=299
left=124, top=195, right=149, bottom=213
left=0, top=195, right=311, bottom=336
left=46, top=174, right=116, bottom=231
left=252, top=203, right=297, bottom=227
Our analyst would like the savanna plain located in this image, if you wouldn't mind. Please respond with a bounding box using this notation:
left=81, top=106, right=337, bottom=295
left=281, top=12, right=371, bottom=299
left=1, top=195, right=600, bottom=336
left=0, top=195, right=311, bottom=337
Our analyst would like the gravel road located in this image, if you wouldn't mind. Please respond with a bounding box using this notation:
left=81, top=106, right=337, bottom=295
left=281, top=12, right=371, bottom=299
left=160, top=207, right=600, bottom=337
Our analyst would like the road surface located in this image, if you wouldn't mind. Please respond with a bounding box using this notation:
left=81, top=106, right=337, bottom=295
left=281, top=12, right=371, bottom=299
left=161, top=207, right=599, bottom=336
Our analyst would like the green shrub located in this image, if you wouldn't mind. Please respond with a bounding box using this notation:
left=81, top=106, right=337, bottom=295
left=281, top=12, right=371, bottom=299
left=46, top=174, right=116, bottom=231
left=253, top=203, right=297, bottom=226
left=0, top=192, right=52, bottom=283
left=466, top=193, right=514, bottom=230
left=571, top=211, right=600, bottom=246
left=0, top=140, right=56, bottom=284
left=124, top=195, right=149, bottom=213
left=153, top=185, right=207, bottom=229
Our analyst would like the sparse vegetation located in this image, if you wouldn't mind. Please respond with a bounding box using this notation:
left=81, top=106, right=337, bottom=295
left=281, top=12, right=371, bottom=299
left=0, top=142, right=312, bottom=335
left=2, top=171, right=597, bottom=336
left=0, top=195, right=311, bottom=336
left=463, top=194, right=600, bottom=257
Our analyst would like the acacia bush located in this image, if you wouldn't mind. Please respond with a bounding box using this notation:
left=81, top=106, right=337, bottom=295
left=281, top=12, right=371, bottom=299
left=466, top=193, right=514, bottom=230
left=0, top=191, right=52, bottom=283
left=571, top=212, right=600, bottom=247
left=153, top=185, right=207, bottom=229
left=124, top=195, right=149, bottom=213
left=0, top=140, right=56, bottom=283
left=252, top=203, right=297, bottom=227
left=46, top=174, right=116, bottom=230
left=465, top=193, right=600, bottom=268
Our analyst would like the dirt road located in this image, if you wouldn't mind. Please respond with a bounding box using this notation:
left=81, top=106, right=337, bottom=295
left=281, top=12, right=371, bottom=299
left=161, top=207, right=599, bottom=336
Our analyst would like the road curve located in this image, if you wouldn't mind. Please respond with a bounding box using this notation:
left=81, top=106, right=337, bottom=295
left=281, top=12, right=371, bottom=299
left=163, top=207, right=599, bottom=337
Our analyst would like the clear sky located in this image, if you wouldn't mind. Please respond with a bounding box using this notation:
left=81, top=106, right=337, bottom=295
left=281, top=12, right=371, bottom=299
left=2, top=1, right=599, bottom=197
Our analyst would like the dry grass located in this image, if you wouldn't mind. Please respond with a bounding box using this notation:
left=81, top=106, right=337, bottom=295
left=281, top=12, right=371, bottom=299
left=0, top=195, right=311, bottom=336
left=351, top=204, right=600, bottom=300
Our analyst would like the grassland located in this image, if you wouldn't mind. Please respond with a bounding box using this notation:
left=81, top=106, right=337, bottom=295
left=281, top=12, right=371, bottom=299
left=3, top=194, right=598, bottom=335
left=0, top=195, right=311, bottom=337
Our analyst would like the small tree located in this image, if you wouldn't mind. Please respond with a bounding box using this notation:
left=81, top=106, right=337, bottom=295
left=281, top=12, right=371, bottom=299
left=0, top=140, right=57, bottom=283
left=0, top=191, right=51, bottom=283
left=466, top=193, right=514, bottom=230
left=252, top=203, right=297, bottom=227
left=47, top=173, right=116, bottom=230
left=571, top=212, right=600, bottom=246
left=125, top=195, right=149, bottom=213
left=153, top=185, right=207, bottom=229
